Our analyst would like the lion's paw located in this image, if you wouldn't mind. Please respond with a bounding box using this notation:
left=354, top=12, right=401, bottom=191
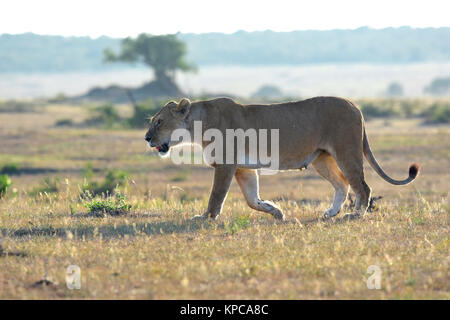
left=322, top=208, right=339, bottom=220
left=342, top=212, right=361, bottom=221
left=271, top=208, right=285, bottom=221
left=191, top=213, right=210, bottom=221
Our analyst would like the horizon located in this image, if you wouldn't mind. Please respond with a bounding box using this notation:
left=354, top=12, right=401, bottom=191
left=2, top=25, right=450, bottom=39
left=1, top=0, right=449, bottom=38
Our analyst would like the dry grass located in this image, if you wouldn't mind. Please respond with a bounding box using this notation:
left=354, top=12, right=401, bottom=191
left=0, top=105, right=448, bottom=299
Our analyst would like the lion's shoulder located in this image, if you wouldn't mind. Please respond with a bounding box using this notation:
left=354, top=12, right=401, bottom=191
left=209, top=97, right=238, bottom=105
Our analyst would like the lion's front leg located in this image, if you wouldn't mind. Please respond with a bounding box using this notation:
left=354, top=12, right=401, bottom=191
left=192, top=165, right=236, bottom=220
left=235, top=168, right=285, bottom=220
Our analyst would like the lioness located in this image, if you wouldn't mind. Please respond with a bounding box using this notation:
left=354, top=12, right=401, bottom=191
left=145, top=97, right=420, bottom=220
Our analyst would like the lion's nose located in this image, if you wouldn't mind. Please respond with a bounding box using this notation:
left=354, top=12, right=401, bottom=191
left=145, top=136, right=151, bottom=142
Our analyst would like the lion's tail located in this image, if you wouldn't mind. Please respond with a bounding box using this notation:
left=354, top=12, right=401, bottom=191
left=363, top=129, right=420, bottom=185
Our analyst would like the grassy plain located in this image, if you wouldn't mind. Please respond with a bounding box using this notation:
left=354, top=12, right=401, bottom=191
left=0, top=103, right=448, bottom=299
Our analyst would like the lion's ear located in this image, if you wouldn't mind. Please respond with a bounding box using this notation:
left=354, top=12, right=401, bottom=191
left=171, top=98, right=191, bottom=118
left=165, top=100, right=177, bottom=107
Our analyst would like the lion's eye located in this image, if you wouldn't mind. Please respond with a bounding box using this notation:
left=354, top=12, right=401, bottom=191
left=156, top=119, right=162, bottom=126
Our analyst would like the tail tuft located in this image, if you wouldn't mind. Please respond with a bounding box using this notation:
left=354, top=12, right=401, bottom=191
left=409, top=163, right=421, bottom=179
left=364, top=128, right=420, bottom=185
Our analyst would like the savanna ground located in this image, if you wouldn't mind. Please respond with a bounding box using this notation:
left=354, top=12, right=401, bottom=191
left=0, top=102, right=448, bottom=299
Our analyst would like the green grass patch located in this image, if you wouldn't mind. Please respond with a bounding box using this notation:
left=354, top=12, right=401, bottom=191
left=225, top=214, right=250, bottom=235
left=30, top=177, right=59, bottom=196
left=84, top=192, right=132, bottom=216
left=170, top=169, right=191, bottom=182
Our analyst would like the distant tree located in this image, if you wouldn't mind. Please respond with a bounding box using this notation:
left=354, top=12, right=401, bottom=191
left=252, top=84, right=283, bottom=99
left=385, top=82, right=404, bottom=97
left=103, top=34, right=195, bottom=84
left=424, top=77, right=450, bottom=95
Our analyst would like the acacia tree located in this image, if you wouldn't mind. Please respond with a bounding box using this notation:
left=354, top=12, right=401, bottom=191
left=104, top=33, right=195, bottom=84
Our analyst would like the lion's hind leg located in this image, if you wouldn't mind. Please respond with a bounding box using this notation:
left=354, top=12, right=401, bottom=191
left=235, top=168, right=285, bottom=220
left=333, top=148, right=371, bottom=217
left=312, top=152, right=350, bottom=219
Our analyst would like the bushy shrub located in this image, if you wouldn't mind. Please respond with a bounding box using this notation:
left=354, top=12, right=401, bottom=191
left=83, top=100, right=163, bottom=129
left=55, top=118, right=73, bottom=127
left=47, top=93, right=68, bottom=104
left=84, top=191, right=131, bottom=216
left=359, top=101, right=397, bottom=118
left=0, top=163, right=20, bottom=175
left=422, top=102, right=450, bottom=124
left=82, top=167, right=129, bottom=196
left=0, top=174, right=12, bottom=198
left=85, top=104, right=122, bottom=128
left=356, top=99, right=434, bottom=119
left=127, top=99, right=162, bottom=128
left=0, top=100, right=35, bottom=113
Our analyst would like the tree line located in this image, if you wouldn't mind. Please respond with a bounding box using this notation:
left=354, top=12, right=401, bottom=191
left=1, top=27, right=449, bottom=73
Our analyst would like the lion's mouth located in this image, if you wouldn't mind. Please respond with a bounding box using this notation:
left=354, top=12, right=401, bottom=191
left=155, top=143, right=169, bottom=154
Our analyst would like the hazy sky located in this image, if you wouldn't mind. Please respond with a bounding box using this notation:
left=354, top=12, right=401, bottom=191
left=1, top=0, right=449, bottom=37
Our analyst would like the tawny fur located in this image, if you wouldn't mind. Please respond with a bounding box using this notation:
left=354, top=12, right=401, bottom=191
left=145, top=97, right=420, bottom=220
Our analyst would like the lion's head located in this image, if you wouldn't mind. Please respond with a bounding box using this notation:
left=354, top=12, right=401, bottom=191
left=145, top=98, right=191, bottom=155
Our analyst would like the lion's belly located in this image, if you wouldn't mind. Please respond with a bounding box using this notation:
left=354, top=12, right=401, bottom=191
left=235, top=150, right=320, bottom=171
